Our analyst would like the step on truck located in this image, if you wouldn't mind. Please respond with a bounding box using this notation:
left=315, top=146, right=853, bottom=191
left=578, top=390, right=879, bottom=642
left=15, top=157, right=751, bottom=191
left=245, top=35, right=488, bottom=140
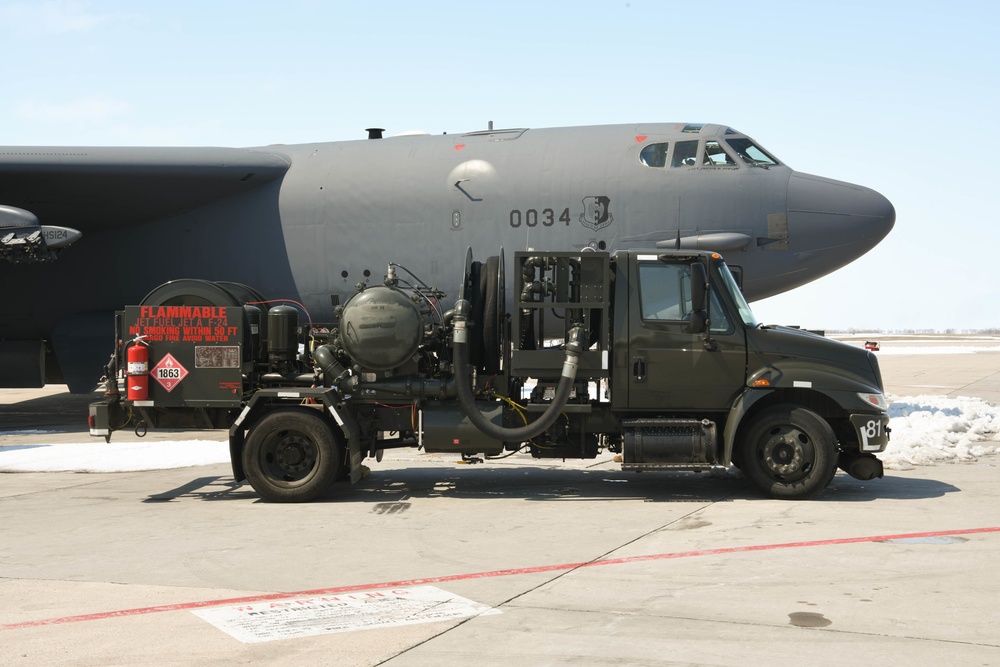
left=89, top=248, right=890, bottom=501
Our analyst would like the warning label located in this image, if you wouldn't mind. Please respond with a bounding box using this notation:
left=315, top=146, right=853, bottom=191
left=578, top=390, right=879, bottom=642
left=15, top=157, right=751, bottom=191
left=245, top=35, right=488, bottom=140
left=150, top=353, right=189, bottom=392
left=195, top=345, right=240, bottom=369
left=126, top=305, right=238, bottom=344
left=191, top=585, right=500, bottom=644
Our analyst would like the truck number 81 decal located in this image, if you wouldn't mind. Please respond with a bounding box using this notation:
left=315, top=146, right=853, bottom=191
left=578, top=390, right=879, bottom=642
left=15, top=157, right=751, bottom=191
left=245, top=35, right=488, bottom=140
left=860, top=418, right=883, bottom=451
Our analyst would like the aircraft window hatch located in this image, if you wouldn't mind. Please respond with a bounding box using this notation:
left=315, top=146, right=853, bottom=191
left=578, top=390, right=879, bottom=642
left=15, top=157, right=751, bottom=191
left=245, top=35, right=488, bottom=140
left=640, top=143, right=669, bottom=168
left=703, top=141, right=737, bottom=167
left=461, top=128, right=528, bottom=141
left=726, top=138, right=779, bottom=166
left=681, top=124, right=704, bottom=133
left=672, top=140, right=698, bottom=167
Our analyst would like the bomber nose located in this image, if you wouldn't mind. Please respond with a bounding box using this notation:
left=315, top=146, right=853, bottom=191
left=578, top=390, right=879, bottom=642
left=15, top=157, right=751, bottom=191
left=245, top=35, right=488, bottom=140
left=786, top=172, right=895, bottom=252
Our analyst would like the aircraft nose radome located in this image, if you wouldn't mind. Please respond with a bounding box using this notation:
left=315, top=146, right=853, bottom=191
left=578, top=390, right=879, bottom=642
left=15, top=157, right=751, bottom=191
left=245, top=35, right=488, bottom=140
left=787, top=172, right=895, bottom=245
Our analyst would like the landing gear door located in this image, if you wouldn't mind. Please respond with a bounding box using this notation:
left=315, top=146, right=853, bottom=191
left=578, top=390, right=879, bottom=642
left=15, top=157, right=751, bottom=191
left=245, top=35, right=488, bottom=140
left=620, top=257, right=746, bottom=412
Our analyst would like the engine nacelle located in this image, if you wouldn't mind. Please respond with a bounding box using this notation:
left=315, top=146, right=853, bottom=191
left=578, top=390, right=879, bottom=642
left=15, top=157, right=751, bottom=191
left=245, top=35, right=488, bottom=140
left=339, top=286, right=423, bottom=371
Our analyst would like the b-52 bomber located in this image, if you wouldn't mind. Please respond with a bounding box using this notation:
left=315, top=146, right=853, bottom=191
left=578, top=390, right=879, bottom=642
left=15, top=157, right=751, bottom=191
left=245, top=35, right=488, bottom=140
left=0, top=122, right=894, bottom=392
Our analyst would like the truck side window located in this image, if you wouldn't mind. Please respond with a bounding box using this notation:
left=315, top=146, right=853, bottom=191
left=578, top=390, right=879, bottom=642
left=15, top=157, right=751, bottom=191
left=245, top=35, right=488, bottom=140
left=709, top=292, right=732, bottom=333
left=640, top=263, right=734, bottom=332
left=639, top=264, right=692, bottom=320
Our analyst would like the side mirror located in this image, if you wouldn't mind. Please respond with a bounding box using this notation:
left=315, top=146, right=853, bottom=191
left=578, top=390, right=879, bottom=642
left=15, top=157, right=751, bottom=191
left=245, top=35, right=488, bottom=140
left=686, top=309, right=708, bottom=334
left=687, top=262, right=714, bottom=345
left=690, top=262, right=708, bottom=310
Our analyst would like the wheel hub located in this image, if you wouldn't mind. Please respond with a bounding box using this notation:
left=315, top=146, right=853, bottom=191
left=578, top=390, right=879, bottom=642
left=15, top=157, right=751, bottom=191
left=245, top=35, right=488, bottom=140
left=762, top=430, right=809, bottom=477
left=263, top=431, right=316, bottom=479
left=277, top=440, right=308, bottom=470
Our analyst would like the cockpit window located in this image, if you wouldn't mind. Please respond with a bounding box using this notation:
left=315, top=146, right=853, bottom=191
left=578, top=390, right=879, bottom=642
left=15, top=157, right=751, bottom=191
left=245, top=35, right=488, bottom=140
left=681, top=123, right=704, bottom=133
left=645, top=140, right=740, bottom=169
left=639, top=142, right=668, bottom=168
left=703, top=141, right=737, bottom=167
left=726, top=138, right=779, bottom=166
left=672, top=140, right=698, bottom=167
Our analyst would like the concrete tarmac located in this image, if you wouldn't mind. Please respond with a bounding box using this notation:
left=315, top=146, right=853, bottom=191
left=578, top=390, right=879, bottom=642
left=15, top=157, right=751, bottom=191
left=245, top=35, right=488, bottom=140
left=2, top=335, right=999, bottom=666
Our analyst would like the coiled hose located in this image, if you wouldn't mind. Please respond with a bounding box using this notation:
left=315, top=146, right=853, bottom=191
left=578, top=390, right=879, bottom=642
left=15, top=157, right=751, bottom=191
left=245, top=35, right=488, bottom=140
left=452, top=299, right=584, bottom=441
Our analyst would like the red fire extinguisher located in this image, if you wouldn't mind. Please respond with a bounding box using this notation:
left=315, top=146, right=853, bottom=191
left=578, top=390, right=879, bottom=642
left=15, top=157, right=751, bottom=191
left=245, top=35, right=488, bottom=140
left=126, top=336, right=149, bottom=401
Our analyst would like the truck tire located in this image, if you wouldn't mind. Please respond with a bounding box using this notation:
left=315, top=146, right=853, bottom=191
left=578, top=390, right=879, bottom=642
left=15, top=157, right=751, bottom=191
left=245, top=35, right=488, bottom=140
left=739, top=405, right=838, bottom=500
left=242, top=408, right=343, bottom=502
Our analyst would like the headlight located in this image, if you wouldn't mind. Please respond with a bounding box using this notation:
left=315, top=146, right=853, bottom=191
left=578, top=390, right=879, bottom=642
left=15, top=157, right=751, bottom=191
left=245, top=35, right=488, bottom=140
left=858, top=392, right=887, bottom=412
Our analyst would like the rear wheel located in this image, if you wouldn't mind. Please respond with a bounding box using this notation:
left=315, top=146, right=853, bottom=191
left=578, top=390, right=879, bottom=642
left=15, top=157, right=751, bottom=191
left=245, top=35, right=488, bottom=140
left=740, top=405, right=838, bottom=500
left=243, top=408, right=343, bottom=502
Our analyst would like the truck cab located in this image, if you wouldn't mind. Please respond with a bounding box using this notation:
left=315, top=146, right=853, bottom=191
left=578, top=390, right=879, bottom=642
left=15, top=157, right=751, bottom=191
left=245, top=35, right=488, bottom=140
left=610, top=250, right=889, bottom=496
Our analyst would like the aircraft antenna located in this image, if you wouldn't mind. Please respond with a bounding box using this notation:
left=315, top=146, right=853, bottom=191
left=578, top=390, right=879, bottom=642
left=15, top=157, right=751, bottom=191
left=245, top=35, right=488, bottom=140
left=674, top=228, right=681, bottom=250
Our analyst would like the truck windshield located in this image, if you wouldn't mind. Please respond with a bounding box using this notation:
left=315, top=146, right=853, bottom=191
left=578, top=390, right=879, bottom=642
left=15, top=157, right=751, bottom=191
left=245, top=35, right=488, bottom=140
left=718, top=264, right=759, bottom=327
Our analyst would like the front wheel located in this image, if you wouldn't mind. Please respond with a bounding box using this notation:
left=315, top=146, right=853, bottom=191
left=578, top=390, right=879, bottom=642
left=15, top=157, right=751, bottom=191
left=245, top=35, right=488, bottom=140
left=243, top=408, right=343, bottom=502
left=739, top=405, right=838, bottom=500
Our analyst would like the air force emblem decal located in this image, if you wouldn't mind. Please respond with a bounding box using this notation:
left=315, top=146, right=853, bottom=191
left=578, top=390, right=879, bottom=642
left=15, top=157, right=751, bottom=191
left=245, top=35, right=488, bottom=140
left=579, top=196, right=614, bottom=231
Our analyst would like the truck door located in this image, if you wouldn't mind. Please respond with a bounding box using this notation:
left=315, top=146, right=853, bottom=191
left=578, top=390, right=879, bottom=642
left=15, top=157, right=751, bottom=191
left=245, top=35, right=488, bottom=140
left=619, top=257, right=747, bottom=412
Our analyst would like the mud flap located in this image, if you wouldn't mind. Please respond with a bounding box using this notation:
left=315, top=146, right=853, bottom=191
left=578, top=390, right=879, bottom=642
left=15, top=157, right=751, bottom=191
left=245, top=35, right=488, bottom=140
left=326, top=399, right=365, bottom=484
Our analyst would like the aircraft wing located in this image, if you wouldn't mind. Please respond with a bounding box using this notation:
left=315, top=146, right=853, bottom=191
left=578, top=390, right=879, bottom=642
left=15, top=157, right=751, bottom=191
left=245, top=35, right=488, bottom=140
left=0, top=146, right=291, bottom=232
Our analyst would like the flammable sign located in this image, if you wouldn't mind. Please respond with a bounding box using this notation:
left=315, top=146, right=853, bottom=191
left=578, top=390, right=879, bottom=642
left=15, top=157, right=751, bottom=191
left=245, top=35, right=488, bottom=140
left=151, top=353, right=189, bottom=392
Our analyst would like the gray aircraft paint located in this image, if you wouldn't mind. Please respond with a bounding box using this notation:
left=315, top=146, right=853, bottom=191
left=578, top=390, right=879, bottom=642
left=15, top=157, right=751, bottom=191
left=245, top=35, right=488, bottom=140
left=0, top=122, right=894, bottom=391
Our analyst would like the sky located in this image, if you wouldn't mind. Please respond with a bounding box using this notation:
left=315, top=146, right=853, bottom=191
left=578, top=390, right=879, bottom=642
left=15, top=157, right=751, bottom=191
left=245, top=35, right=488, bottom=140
left=1, top=0, right=998, bottom=331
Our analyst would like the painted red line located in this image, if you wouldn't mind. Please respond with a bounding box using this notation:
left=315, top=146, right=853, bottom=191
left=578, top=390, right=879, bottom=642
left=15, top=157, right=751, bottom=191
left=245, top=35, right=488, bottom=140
left=4, top=526, right=998, bottom=631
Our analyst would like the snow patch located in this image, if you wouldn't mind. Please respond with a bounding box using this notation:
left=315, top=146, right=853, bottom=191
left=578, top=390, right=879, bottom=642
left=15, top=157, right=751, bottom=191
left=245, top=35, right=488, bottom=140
left=883, top=396, right=1000, bottom=469
left=0, top=440, right=229, bottom=473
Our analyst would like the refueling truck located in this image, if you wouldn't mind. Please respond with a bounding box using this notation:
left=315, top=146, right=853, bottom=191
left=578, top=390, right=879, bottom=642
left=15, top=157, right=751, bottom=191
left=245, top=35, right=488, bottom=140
left=88, top=248, right=890, bottom=501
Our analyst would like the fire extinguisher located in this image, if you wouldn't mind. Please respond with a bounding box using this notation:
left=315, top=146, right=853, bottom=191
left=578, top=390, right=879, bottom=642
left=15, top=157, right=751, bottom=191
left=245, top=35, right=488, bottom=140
left=126, top=335, right=149, bottom=401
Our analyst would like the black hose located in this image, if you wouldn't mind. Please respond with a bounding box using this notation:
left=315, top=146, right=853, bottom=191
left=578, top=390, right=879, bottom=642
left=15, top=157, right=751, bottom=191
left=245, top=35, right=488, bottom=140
left=452, top=300, right=584, bottom=441
left=313, top=344, right=357, bottom=391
